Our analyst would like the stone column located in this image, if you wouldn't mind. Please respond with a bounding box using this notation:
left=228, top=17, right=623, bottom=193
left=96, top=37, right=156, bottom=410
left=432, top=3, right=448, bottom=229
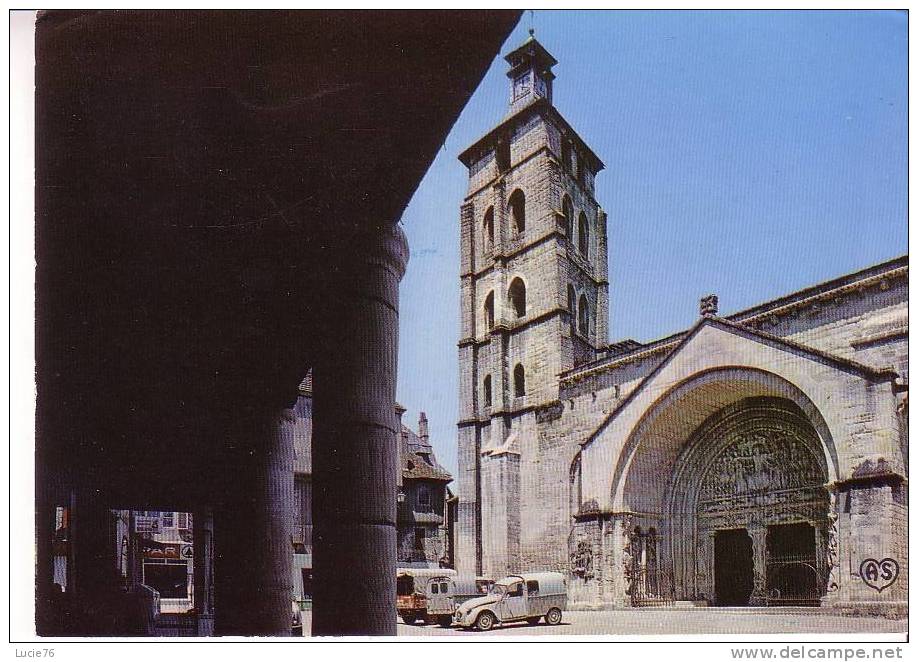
left=34, top=496, right=57, bottom=635
left=69, top=489, right=120, bottom=634
left=748, top=526, right=767, bottom=606
left=213, top=407, right=295, bottom=636
left=311, top=225, right=408, bottom=636
left=193, top=507, right=215, bottom=636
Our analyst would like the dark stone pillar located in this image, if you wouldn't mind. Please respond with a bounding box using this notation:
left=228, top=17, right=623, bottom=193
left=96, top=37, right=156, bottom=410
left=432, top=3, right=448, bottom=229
left=34, top=496, right=57, bottom=635
left=213, top=408, right=295, bottom=636
left=69, top=489, right=122, bottom=634
left=193, top=507, right=215, bottom=636
left=311, top=225, right=409, bottom=636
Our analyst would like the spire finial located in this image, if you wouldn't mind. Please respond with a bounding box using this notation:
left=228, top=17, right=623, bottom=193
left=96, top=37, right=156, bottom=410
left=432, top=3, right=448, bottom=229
left=528, top=9, right=535, bottom=37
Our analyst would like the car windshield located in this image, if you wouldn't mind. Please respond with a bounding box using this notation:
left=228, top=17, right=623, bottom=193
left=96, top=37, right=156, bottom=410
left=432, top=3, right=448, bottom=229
left=489, top=584, right=507, bottom=596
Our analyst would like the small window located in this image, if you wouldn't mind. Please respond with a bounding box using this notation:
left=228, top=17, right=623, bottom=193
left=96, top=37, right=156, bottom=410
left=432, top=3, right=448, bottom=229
left=484, top=291, right=495, bottom=330
left=526, top=580, right=540, bottom=595
left=561, top=140, right=572, bottom=172
left=431, top=583, right=439, bottom=594
left=508, top=189, right=526, bottom=234
left=483, top=206, right=494, bottom=249
left=567, top=284, right=576, bottom=331
left=578, top=212, right=589, bottom=256
left=418, top=485, right=431, bottom=507
left=414, top=527, right=425, bottom=550
left=508, top=277, right=526, bottom=318
left=440, top=582, right=449, bottom=593
left=578, top=294, right=589, bottom=336
left=577, top=155, right=587, bottom=186
left=162, top=512, right=173, bottom=528
left=514, top=364, right=526, bottom=398
left=496, top=138, right=511, bottom=173
left=561, top=195, right=573, bottom=236
left=507, top=582, right=523, bottom=598
left=483, top=374, right=492, bottom=407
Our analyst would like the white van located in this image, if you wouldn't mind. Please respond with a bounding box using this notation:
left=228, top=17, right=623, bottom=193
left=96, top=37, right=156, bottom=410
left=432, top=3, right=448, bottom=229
left=453, top=572, right=567, bottom=631
left=425, top=576, right=494, bottom=627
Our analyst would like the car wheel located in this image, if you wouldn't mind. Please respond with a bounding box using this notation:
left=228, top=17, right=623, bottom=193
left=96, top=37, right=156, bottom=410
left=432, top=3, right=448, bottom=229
left=402, top=614, right=417, bottom=625
left=475, top=611, right=495, bottom=632
left=545, top=608, right=562, bottom=625
left=437, top=615, right=453, bottom=628
left=526, top=617, right=541, bottom=625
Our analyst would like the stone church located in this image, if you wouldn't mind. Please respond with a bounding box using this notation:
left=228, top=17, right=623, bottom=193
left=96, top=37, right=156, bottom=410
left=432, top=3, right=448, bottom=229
left=454, top=35, right=907, bottom=615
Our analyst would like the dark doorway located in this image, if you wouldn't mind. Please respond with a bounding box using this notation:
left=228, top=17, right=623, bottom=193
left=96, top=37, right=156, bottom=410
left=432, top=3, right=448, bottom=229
left=714, top=529, right=754, bottom=606
left=766, top=523, right=819, bottom=605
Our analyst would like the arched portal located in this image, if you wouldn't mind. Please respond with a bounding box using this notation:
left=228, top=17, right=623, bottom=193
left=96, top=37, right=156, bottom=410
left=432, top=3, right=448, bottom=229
left=612, top=368, right=838, bottom=608
left=667, top=397, right=829, bottom=606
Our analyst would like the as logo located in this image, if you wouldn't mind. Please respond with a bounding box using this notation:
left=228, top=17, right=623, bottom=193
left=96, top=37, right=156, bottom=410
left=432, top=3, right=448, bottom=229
left=859, top=558, right=899, bottom=593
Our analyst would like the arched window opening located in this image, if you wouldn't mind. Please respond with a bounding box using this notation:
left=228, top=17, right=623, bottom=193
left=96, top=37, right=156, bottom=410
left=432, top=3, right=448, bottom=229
left=513, top=364, right=526, bottom=398
left=508, top=277, right=526, bottom=318
left=509, top=189, right=526, bottom=234
left=567, top=284, right=576, bottom=331
left=578, top=294, right=589, bottom=336
left=578, top=212, right=589, bottom=255
left=496, top=138, right=511, bottom=173
left=483, top=206, right=494, bottom=249
left=483, top=375, right=492, bottom=407
left=484, top=291, right=495, bottom=330
left=569, top=454, right=582, bottom=518
left=561, top=195, right=573, bottom=236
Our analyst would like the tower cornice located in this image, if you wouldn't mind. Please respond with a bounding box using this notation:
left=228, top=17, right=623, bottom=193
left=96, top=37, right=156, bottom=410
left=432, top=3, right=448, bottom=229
left=458, top=98, right=604, bottom=173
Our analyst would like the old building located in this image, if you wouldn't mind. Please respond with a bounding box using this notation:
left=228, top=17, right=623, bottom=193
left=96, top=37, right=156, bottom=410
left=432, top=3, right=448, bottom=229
left=454, top=35, right=907, bottom=616
left=397, top=409, right=453, bottom=568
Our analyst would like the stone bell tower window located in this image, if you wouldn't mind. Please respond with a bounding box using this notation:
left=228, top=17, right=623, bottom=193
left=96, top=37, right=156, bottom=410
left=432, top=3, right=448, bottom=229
left=513, top=364, right=526, bottom=397
left=483, top=374, right=492, bottom=407
left=509, top=189, right=526, bottom=234
left=508, top=277, right=526, bottom=318
left=578, top=211, right=589, bottom=256
left=484, top=291, right=495, bottom=330
left=483, top=206, right=494, bottom=249
left=561, top=195, right=573, bottom=236
left=578, top=294, right=589, bottom=336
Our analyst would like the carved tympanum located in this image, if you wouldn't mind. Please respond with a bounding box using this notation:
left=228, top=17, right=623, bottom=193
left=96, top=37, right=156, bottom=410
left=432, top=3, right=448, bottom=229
left=699, top=429, right=824, bottom=502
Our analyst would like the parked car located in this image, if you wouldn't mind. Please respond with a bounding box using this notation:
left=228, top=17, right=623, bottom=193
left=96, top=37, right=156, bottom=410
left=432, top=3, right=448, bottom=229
left=425, top=576, right=494, bottom=627
left=453, top=572, right=567, bottom=631
left=396, top=567, right=457, bottom=625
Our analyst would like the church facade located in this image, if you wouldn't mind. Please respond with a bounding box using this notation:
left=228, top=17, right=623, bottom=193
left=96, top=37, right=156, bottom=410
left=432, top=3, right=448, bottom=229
left=454, top=36, right=907, bottom=615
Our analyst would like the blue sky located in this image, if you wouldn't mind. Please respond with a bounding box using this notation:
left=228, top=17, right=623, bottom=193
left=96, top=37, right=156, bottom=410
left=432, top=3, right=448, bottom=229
left=396, top=10, right=907, bottom=481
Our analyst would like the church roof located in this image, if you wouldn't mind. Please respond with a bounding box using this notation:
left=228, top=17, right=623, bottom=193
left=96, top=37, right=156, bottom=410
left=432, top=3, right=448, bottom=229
left=564, top=255, right=907, bottom=384
left=577, top=313, right=899, bottom=453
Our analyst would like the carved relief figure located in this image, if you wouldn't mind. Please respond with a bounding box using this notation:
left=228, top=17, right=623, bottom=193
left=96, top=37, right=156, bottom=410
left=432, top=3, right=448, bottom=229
left=570, top=537, right=594, bottom=580
left=825, top=490, right=840, bottom=593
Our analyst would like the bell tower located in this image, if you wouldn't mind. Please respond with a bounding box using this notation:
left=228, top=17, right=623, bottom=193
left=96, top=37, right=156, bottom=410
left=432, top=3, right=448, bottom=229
left=454, top=34, right=608, bottom=576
